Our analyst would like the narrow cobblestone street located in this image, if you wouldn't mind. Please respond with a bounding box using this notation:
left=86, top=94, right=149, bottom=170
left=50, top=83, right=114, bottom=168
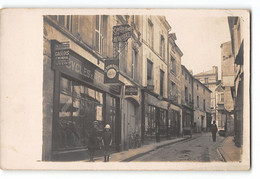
left=133, top=132, right=226, bottom=162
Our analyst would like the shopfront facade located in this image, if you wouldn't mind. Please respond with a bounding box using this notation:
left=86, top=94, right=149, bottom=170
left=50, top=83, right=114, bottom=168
left=142, top=91, right=169, bottom=144
left=43, top=15, right=123, bottom=161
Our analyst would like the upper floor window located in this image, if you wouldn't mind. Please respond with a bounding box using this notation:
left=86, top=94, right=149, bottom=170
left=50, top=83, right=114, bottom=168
left=132, top=48, right=138, bottom=80
left=50, top=15, right=73, bottom=32
left=197, top=84, right=199, bottom=90
left=147, top=59, right=153, bottom=83
left=171, top=56, right=177, bottom=75
left=221, top=93, right=224, bottom=102
left=197, top=96, right=199, bottom=107
left=185, top=86, right=188, bottom=103
left=160, top=35, right=165, bottom=60
left=147, top=19, right=154, bottom=48
left=95, top=15, right=105, bottom=54
left=171, top=81, right=176, bottom=96
left=203, top=99, right=206, bottom=111
left=185, top=73, right=187, bottom=80
left=160, top=70, right=164, bottom=96
left=205, top=78, right=208, bottom=84
left=203, top=88, right=205, bottom=94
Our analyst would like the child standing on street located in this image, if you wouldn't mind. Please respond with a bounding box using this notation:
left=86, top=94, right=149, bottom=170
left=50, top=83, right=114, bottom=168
left=102, top=124, right=112, bottom=162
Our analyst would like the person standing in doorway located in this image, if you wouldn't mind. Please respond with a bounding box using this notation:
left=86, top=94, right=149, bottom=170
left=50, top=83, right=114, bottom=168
left=210, top=120, right=218, bottom=142
left=88, top=121, right=99, bottom=162
left=102, top=124, right=112, bottom=162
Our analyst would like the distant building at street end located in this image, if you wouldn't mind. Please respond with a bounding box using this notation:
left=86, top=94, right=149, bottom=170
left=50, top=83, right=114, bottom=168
left=193, top=78, right=212, bottom=132
left=194, top=66, right=220, bottom=124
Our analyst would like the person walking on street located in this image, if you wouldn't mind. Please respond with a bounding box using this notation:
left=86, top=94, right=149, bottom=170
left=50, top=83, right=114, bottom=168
left=88, top=121, right=99, bottom=162
left=102, top=124, right=112, bottom=162
left=210, top=120, right=218, bottom=142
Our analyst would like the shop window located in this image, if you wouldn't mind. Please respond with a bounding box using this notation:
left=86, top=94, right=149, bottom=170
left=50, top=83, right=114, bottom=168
left=160, top=109, right=167, bottom=136
left=55, top=76, right=104, bottom=151
left=145, top=105, right=156, bottom=137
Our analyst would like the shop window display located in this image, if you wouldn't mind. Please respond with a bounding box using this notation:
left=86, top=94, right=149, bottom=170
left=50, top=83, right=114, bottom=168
left=55, top=76, right=103, bottom=151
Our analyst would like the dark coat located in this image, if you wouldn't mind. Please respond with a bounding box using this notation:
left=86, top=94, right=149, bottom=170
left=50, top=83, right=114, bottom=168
left=88, top=127, right=98, bottom=150
left=210, top=124, right=218, bottom=133
left=102, top=131, right=112, bottom=146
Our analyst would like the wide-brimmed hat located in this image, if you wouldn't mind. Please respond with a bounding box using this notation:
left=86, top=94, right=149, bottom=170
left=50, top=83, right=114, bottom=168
left=105, top=124, right=110, bottom=129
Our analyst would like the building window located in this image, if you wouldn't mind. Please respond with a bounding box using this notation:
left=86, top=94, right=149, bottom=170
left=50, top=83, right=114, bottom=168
left=160, top=70, right=164, bottom=96
left=51, top=15, right=73, bottom=32
left=185, top=86, right=188, bottom=103
left=205, top=78, right=208, bottom=84
left=221, top=93, right=224, bottom=102
left=197, top=84, right=199, bottom=90
left=160, top=35, right=165, bottom=60
left=203, top=88, right=205, bottom=94
left=131, top=48, right=138, bottom=79
left=182, top=69, right=184, bottom=75
left=147, top=59, right=153, bottom=83
left=185, top=73, right=187, bottom=80
left=171, top=81, right=176, bottom=96
left=203, top=99, right=206, bottom=111
left=94, top=15, right=104, bottom=54
left=197, top=96, right=199, bottom=108
left=171, top=56, right=176, bottom=75
left=147, top=19, right=154, bottom=48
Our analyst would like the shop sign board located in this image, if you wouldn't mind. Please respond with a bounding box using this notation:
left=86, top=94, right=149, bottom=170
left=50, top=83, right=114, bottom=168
left=112, top=24, right=133, bottom=43
left=104, top=59, right=119, bottom=83
left=52, top=47, right=97, bottom=83
left=125, top=85, right=138, bottom=95
left=53, top=42, right=70, bottom=66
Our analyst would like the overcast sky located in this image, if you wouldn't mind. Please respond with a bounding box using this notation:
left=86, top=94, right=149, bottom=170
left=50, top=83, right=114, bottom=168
left=165, top=10, right=231, bottom=77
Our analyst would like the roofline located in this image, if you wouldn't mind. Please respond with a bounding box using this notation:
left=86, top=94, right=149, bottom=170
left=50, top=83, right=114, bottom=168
left=181, top=65, right=193, bottom=77
left=194, top=78, right=212, bottom=93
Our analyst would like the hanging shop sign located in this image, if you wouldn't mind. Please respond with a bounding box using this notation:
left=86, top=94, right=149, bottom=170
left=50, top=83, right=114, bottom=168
left=104, top=59, right=119, bottom=83
left=109, top=85, right=122, bottom=95
left=52, top=41, right=97, bottom=83
left=125, top=85, right=138, bottom=95
left=53, top=42, right=70, bottom=66
left=112, top=24, right=133, bottom=43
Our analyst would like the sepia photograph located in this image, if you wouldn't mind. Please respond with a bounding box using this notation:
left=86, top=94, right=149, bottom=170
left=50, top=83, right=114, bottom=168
left=0, top=8, right=250, bottom=171
left=42, top=11, right=249, bottom=164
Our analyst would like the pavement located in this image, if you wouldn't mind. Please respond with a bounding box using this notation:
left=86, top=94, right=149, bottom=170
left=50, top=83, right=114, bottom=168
left=218, top=136, right=242, bottom=162
left=84, top=136, right=190, bottom=162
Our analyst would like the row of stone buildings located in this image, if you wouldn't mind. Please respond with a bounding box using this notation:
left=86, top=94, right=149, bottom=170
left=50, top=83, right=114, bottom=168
left=43, top=15, right=212, bottom=161
left=194, top=16, right=245, bottom=148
